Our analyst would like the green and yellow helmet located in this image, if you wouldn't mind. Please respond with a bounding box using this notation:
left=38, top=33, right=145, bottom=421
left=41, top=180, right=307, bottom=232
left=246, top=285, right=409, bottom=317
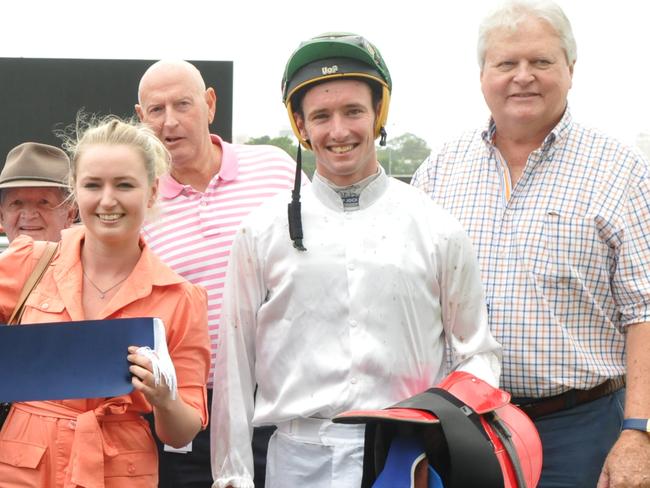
left=281, top=32, right=392, bottom=149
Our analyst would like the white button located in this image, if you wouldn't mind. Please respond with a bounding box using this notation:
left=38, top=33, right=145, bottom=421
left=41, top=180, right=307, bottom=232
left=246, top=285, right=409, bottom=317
left=41, top=303, right=49, bottom=310
left=347, top=264, right=355, bottom=271
left=350, top=378, right=357, bottom=384
left=349, top=320, right=357, bottom=328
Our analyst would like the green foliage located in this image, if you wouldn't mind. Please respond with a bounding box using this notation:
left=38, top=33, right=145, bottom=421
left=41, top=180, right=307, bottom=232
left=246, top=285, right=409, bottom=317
left=377, top=133, right=430, bottom=178
left=245, top=135, right=316, bottom=178
left=245, top=132, right=430, bottom=180
left=247, top=135, right=294, bottom=157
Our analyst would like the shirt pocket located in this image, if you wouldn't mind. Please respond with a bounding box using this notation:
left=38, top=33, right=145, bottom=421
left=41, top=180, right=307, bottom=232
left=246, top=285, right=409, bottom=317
left=531, top=211, right=613, bottom=328
left=103, top=416, right=158, bottom=480
left=532, top=211, right=609, bottom=278
left=0, top=438, right=47, bottom=468
left=22, top=292, right=66, bottom=322
left=104, top=450, right=157, bottom=478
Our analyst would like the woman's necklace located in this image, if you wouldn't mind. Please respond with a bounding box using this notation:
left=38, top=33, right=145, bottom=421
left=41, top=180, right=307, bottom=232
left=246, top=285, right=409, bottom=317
left=82, top=269, right=129, bottom=299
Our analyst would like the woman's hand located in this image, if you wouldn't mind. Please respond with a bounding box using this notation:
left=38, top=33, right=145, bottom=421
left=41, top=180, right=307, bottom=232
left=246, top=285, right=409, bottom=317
left=127, top=345, right=174, bottom=408
left=126, top=345, right=202, bottom=448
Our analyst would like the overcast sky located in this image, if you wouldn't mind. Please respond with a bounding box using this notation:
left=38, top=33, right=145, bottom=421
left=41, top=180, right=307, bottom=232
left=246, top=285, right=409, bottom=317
left=2, top=0, right=649, bottom=151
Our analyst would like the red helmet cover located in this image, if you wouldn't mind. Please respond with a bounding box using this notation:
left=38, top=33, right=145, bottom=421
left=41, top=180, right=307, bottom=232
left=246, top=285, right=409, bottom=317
left=333, top=372, right=542, bottom=488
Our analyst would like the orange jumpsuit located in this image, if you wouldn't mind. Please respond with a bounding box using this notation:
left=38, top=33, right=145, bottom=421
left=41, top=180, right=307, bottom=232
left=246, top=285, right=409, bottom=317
left=0, top=226, right=211, bottom=488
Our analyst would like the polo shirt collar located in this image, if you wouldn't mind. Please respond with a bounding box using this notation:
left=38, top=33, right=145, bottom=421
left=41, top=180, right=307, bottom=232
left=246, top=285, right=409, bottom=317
left=158, top=134, right=239, bottom=199
left=211, top=134, right=239, bottom=182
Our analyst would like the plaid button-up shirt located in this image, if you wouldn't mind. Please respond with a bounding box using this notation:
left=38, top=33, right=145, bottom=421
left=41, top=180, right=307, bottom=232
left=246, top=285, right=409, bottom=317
left=412, top=109, right=650, bottom=397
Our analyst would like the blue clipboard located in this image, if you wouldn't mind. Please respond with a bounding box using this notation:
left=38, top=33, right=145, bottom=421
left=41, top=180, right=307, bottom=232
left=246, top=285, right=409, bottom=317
left=0, top=317, right=160, bottom=402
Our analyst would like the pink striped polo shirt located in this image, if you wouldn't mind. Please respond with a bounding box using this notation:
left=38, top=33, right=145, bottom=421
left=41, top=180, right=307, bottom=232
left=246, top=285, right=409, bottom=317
left=143, top=134, right=298, bottom=386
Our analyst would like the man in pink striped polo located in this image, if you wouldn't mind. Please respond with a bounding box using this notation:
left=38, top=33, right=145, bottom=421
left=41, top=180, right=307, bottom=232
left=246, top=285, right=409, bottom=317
left=136, top=59, right=299, bottom=488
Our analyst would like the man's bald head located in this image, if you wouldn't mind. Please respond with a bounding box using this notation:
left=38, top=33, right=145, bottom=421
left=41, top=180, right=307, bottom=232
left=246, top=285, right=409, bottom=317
left=135, top=59, right=218, bottom=182
left=137, top=60, right=207, bottom=105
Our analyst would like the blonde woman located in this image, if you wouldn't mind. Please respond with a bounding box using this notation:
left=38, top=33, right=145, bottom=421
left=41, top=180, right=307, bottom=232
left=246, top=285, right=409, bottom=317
left=0, top=117, right=210, bottom=487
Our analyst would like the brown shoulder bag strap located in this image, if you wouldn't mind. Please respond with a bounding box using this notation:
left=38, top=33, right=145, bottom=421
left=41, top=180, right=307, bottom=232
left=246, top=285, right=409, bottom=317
left=8, top=241, right=59, bottom=325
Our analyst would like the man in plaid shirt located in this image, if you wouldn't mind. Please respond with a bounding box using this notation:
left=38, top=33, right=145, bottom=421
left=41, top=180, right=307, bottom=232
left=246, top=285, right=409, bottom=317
left=412, top=1, right=650, bottom=487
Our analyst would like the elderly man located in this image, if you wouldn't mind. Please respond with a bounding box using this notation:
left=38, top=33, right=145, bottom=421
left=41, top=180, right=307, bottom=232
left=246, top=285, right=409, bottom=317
left=136, top=60, right=299, bottom=488
left=0, top=142, right=75, bottom=243
left=412, top=1, right=650, bottom=487
left=210, top=33, right=500, bottom=488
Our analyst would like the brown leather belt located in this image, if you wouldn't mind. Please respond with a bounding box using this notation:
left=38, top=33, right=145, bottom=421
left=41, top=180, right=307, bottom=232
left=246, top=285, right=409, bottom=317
left=514, top=377, right=625, bottom=419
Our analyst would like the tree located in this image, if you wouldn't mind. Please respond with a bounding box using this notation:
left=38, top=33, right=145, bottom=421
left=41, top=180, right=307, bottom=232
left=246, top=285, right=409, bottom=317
left=247, top=135, right=296, bottom=158
left=378, top=133, right=430, bottom=177
left=246, top=135, right=316, bottom=177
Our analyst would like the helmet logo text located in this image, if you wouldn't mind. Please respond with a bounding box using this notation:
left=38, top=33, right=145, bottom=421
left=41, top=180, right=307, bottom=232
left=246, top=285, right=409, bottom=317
left=321, top=65, right=338, bottom=75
